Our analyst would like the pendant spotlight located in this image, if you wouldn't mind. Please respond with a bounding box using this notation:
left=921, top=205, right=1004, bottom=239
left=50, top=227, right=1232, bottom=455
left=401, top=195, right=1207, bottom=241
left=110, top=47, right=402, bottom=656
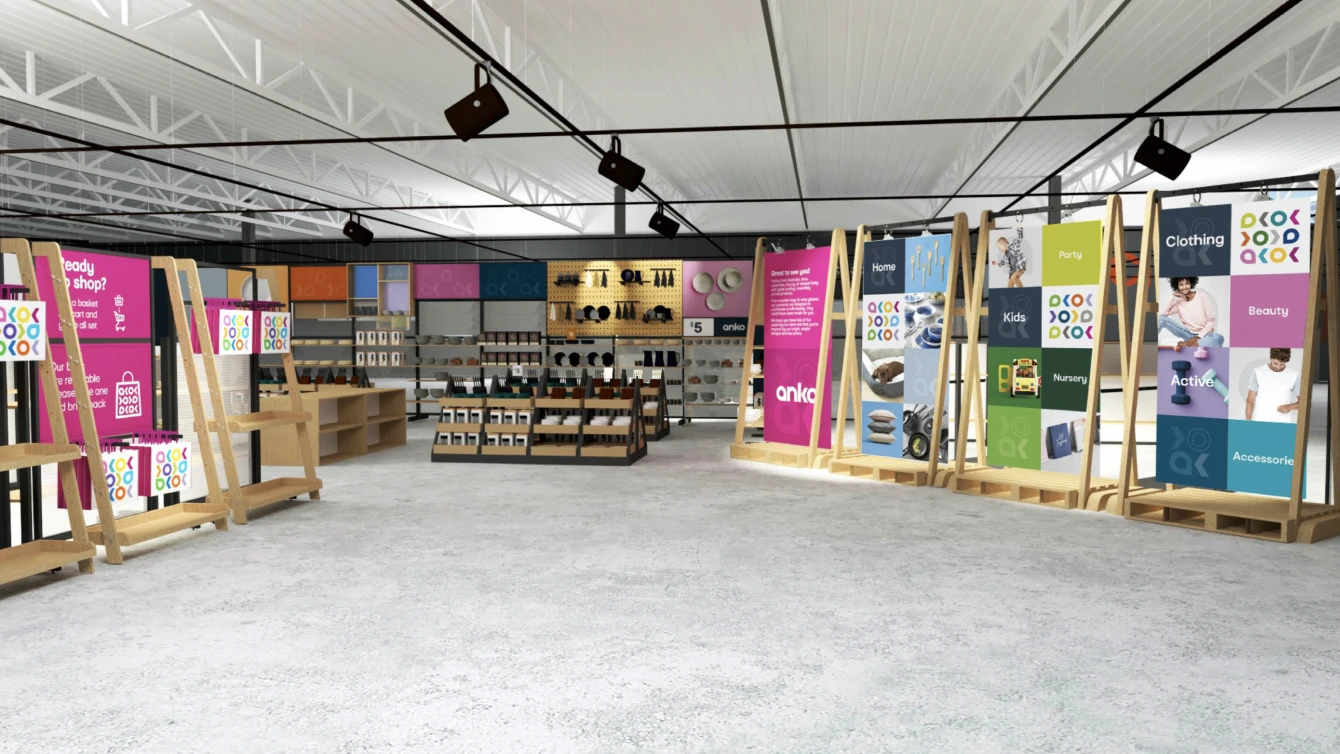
left=598, top=135, right=646, bottom=192
left=1133, top=118, right=1191, bottom=180
left=342, top=213, right=374, bottom=246
left=648, top=203, right=680, bottom=239
left=444, top=62, right=509, bottom=141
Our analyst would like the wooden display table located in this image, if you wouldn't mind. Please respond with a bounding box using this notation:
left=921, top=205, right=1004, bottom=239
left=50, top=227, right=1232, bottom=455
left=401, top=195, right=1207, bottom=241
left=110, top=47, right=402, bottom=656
left=260, top=387, right=407, bottom=466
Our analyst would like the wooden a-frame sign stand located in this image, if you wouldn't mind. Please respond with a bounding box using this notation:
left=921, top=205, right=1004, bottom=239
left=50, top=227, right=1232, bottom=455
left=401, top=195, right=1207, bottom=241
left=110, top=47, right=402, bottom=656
left=950, top=198, right=1137, bottom=511
left=729, top=228, right=847, bottom=469
left=1116, top=169, right=1340, bottom=543
left=0, top=238, right=97, bottom=584
left=829, top=213, right=985, bottom=487
left=154, top=257, right=321, bottom=524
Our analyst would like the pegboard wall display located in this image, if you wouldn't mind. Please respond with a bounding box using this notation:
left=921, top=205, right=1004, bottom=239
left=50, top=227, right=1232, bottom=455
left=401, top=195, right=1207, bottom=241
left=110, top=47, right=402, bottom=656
left=546, top=260, right=683, bottom=337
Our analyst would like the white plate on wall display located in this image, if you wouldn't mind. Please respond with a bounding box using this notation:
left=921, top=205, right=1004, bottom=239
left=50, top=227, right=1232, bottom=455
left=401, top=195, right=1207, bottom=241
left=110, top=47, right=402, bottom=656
left=718, top=267, right=743, bottom=293
left=692, top=272, right=714, bottom=294
left=705, top=291, right=726, bottom=311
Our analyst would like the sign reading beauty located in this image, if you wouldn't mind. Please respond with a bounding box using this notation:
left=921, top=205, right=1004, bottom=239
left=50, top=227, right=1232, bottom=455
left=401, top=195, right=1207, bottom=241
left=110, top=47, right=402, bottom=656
left=35, top=249, right=151, bottom=339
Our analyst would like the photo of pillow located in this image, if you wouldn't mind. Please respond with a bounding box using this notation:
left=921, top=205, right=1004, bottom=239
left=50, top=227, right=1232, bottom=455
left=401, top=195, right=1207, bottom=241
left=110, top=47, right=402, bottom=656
left=867, top=421, right=894, bottom=433
left=868, top=409, right=896, bottom=423
left=868, top=432, right=895, bottom=445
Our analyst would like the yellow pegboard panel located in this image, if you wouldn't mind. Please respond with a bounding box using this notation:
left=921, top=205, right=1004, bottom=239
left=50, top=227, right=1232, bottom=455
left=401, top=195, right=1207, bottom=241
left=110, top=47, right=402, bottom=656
left=546, top=260, right=683, bottom=337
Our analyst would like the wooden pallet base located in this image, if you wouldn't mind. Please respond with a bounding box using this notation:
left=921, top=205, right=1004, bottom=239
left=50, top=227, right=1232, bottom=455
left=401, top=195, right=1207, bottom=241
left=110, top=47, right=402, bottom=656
left=730, top=441, right=829, bottom=469
left=1127, top=488, right=1340, bottom=543
left=0, top=540, right=96, bottom=585
left=951, top=467, right=1119, bottom=510
left=829, top=454, right=954, bottom=488
left=86, top=503, right=231, bottom=547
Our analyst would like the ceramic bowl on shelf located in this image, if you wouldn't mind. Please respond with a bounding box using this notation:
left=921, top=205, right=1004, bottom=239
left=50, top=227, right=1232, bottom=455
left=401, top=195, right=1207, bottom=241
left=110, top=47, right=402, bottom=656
left=430, top=335, right=446, bottom=345
left=696, top=359, right=707, bottom=366
left=684, top=391, right=699, bottom=402
left=700, top=392, right=716, bottom=402
left=447, top=336, right=463, bottom=345
left=415, top=335, right=430, bottom=345
left=414, top=388, right=429, bottom=399
left=429, top=389, right=445, bottom=398
left=703, top=375, right=719, bottom=384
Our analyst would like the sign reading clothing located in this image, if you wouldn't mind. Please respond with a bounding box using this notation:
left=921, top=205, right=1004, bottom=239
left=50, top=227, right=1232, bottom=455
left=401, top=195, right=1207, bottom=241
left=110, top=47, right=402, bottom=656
left=762, top=247, right=833, bottom=448
left=1154, top=199, right=1310, bottom=497
left=858, top=234, right=951, bottom=462
left=985, top=220, right=1103, bottom=474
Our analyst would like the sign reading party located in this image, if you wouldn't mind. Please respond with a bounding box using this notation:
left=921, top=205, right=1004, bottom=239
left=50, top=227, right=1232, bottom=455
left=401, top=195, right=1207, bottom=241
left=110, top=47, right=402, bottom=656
left=35, top=249, right=151, bottom=339
left=858, top=234, right=951, bottom=461
left=1155, top=199, right=1310, bottom=497
left=985, top=220, right=1103, bottom=473
left=0, top=301, right=47, bottom=361
left=763, top=247, right=834, bottom=448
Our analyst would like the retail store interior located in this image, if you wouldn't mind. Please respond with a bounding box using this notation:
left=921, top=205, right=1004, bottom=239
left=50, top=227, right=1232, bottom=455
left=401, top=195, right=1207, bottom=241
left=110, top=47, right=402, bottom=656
left=2, top=2, right=1340, bottom=752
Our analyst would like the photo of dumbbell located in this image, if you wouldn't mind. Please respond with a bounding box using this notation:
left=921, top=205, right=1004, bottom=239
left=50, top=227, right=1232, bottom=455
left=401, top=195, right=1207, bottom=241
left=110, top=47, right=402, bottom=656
left=1171, top=360, right=1192, bottom=405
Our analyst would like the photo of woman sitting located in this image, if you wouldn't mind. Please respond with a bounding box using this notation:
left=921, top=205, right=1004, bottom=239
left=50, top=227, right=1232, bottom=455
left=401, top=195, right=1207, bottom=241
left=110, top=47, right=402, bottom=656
left=1159, top=276, right=1224, bottom=348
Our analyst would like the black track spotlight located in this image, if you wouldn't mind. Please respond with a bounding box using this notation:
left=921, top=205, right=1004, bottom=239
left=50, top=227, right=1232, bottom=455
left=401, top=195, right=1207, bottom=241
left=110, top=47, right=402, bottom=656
left=1134, top=118, right=1191, bottom=180
left=342, top=213, right=374, bottom=246
left=598, top=135, right=645, bottom=192
left=649, top=204, right=679, bottom=239
left=444, top=62, right=509, bottom=141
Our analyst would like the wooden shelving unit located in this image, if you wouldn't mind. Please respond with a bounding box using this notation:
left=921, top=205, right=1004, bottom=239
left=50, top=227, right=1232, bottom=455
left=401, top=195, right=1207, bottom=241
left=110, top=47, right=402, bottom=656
left=0, top=238, right=98, bottom=583
left=259, top=387, right=406, bottom=466
left=157, top=258, right=322, bottom=524
left=432, top=373, right=646, bottom=465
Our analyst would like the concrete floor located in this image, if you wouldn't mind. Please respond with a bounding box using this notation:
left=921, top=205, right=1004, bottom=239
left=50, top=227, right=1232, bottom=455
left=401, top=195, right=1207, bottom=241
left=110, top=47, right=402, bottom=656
left=2, top=421, right=1339, bottom=753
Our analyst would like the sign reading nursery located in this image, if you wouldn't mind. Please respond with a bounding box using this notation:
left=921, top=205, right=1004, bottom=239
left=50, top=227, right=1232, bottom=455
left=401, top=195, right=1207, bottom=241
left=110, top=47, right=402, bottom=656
left=858, top=234, right=951, bottom=462
left=985, top=220, right=1103, bottom=472
left=1154, top=199, right=1311, bottom=497
left=763, top=247, right=833, bottom=448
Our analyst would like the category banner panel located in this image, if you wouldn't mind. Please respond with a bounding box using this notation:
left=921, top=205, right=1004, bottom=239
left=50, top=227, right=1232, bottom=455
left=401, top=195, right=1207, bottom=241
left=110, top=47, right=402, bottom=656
left=858, top=235, right=951, bottom=461
left=985, top=220, right=1102, bottom=473
left=1154, top=200, right=1310, bottom=497
left=763, top=247, right=834, bottom=448
left=35, top=249, right=151, bottom=339
left=39, top=342, right=154, bottom=443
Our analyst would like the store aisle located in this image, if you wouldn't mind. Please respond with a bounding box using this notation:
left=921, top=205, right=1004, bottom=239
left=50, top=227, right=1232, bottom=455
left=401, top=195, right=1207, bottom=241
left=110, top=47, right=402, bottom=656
left=2, top=421, right=1338, bottom=753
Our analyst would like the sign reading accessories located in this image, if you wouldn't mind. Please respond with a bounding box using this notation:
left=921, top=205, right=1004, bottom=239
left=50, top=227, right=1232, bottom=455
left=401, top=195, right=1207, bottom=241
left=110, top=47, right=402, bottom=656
left=1154, top=199, right=1311, bottom=497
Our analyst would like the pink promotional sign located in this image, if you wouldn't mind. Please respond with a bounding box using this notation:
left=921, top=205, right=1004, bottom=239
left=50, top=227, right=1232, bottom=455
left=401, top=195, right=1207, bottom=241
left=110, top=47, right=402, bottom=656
left=414, top=264, right=480, bottom=299
left=35, top=249, right=151, bottom=340
left=39, top=342, right=154, bottom=443
left=763, top=247, right=833, bottom=449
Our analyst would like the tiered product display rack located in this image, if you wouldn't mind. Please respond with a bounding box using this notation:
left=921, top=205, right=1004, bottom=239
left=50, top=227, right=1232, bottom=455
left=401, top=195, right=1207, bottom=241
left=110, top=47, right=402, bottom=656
left=431, top=369, right=647, bottom=465
left=158, top=258, right=323, bottom=524
left=0, top=238, right=97, bottom=583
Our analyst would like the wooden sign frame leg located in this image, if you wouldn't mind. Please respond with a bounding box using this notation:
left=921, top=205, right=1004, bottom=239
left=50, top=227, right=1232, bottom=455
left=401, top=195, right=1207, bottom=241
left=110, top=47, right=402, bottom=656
left=732, top=238, right=768, bottom=445
left=952, top=212, right=994, bottom=481
left=1115, top=191, right=1161, bottom=516
left=0, top=238, right=96, bottom=583
left=807, top=229, right=846, bottom=469
left=832, top=225, right=868, bottom=461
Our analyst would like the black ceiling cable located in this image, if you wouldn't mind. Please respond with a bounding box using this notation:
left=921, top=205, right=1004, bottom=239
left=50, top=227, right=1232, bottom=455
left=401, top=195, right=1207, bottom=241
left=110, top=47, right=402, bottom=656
left=759, top=0, right=808, bottom=229
left=3, top=104, right=1337, bottom=156
left=399, top=0, right=732, bottom=258
left=3, top=189, right=1158, bottom=223
left=996, top=0, right=1306, bottom=215
left=0, top=208, right=344, bottom=264
left=0, top=116, right=532, bottom=261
